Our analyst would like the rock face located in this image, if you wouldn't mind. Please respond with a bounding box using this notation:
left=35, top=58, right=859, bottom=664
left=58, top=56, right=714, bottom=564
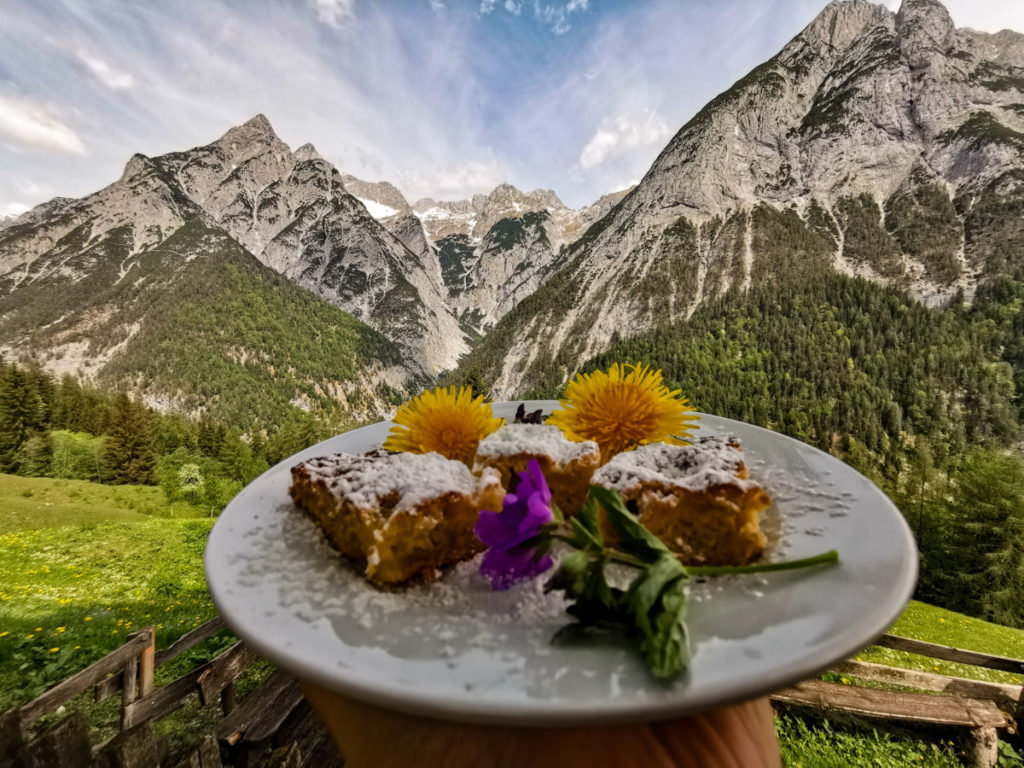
left=408, top=184, right=639, bottom=336
left=461, top=0, right=1024, bottom=397
left=0, top=114, right=465, bottom=378
left=437, top=210, right=562, bottom=337
left=412, top=183, right=631, bottom=248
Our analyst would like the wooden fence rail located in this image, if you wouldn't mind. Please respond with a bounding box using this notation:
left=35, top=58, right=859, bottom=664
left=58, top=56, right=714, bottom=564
left=771, top=632, right=1024, bottom=768
left=0, top=616, right=339, bottom=768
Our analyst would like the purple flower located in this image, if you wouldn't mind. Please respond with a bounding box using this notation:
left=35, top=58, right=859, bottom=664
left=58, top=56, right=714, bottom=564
left=474, top=459, right=554, bottom=590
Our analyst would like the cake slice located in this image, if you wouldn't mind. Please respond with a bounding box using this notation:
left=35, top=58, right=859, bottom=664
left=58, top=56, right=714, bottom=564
left=473, top=424, right=601, bottom=517
left=591, top=435, right=770, bottom=565
left=290, top=451, right=504, bottom=585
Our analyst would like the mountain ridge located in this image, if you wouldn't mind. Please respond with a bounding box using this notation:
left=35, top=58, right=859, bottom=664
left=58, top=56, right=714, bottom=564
left=456, top=0, right=1024, bottom=397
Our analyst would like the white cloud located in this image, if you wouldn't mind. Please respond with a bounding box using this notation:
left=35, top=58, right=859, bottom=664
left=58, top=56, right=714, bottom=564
left=0, top=202, right=30, bottom=218
left=400, top=158, right=505, bottom=201
left=0, top=94, right=86, bottom=155
left=310, top=0, right=355, bottom=27
left=479, top=0, right=498, bottom=14
left=576, top=110, right=670, bottom=172
left=76, top=51, right=137, bottom=90
left=428, top=0, right=445, bottom=10
left=534, top=0, right=589, bottom=34
left=505, top=1, right=522, bottom=14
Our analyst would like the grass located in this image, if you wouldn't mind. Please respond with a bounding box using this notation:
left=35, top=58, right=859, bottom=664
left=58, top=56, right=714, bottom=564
left=0, top=473, right=268, bottom=760
left=0, top=473, right=202, bottom=532
left=777, top=715, right=963, bottom=767
left=859, top=601, right=1024, bottom=686
left=4, top=473, right=1024, bottom=765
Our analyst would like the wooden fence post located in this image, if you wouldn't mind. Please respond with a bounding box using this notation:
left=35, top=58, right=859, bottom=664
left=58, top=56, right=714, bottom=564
left=221, top=683, right=237, bottom=717
left=120, top=628, right=154, bottom=729
left=966, top=725, right=999, bottom=768
left=139, top=627, right=155, bottom=699
left=0, top=709, right=29, bottom=768
left=121, top=656, right=138, bottom=730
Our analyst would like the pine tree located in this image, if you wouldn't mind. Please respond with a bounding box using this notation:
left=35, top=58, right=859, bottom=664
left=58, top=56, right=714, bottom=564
left=0, top=364, right=48, bottom=473
left=218, top=428, right=267, bottom=485
left=198, top=416, right=226, bottom=457
left=942, top=449, right=1024, bottom=625
left=101, top=393, right=157, bottom=485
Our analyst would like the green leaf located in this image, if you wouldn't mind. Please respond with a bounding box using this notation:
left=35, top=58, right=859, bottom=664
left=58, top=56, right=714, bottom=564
left=565, top=493, right=603, bottom=550
left=545, top=550, right=589, bottom=595
left=626, top=555, right=688, bottom=638
left=640, top=578, right=690, bottom=679
left=589, top=485, right=669, bottom=563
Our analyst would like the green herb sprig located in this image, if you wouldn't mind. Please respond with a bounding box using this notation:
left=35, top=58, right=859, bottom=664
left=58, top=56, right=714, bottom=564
left=540, top=486, right=839, bottom=680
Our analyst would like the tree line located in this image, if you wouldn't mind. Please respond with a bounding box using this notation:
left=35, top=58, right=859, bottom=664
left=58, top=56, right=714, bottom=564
left=578, top=270, right=1024, bottom=628
left=0, top=359, right=339, bottom=515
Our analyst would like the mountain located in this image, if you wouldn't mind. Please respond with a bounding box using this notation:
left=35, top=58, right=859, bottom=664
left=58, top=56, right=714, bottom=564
left=404, top=184, right=636, bottom=337
left=336, top=171, right=442, bottom=296
left=456, top=0, right=1024, bottom=397
left=144, top=115, right=464, bottom=373
left=0, top=116, right=464, bottom=397
left=437, top=210, right=562, bottom=339
left=0, top=216, right=405, bottom=426
left=412, top=183, right=634, bottom=248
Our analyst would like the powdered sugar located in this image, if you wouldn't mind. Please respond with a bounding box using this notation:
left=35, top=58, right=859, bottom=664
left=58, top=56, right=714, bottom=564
left=475, top=424, right=599, bottom=465
left=592, top=436, right=759, bottom=494
left=295, top=451, right=500, bottom=515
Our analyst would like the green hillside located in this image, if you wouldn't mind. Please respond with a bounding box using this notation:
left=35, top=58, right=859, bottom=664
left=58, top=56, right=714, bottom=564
left=0, top=473, right=201, bottom=532
left=539, top=272, right=1019, bottom=483
left=1, top=219, right=404, bottom=429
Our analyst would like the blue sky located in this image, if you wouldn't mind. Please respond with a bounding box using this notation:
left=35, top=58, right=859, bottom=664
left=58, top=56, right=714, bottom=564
left=0, top=0, right=1022, bottom=214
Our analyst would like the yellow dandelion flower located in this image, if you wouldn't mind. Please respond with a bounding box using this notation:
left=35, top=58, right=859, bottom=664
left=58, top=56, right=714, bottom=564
left=383, top=386, right=504, bottom=466
left=49, top=647, right=59, bottom=653
left=26, top=634, right=35, bottom=639
left=840, top=677, right=850, bottom=684
left=0, top=632, right=7, bottom=638
left=84, top=616, right=92, bottom=622
left=55, top=627, right=65, bottom=633
left=548, top=363, right=699, bottom=462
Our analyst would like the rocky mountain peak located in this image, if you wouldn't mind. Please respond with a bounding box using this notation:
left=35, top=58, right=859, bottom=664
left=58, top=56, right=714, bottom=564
left=292, top=142, right=322, bottom=163
left=121, top=153, right=154, bottom=181
left=798, top=0, right=891, bottom=56
left=964, top=28, right=1024, bottom=66
left=897, top=0, right=955, bottom=52
left=242, top=113, right=275, bottom=134
left=339, top=173, right=411, bottom=214
left=214, top=114, right=288, bottom=164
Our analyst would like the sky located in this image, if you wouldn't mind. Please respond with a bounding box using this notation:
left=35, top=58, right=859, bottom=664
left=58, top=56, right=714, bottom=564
left=0, top=0, right=1022, bottom=215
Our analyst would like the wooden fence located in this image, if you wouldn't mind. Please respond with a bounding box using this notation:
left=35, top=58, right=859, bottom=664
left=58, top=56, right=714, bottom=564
left=2, top=620, right=1022, bottom=767
left=0, top=617, right=338, bottom=768
left=772, top=633, right=1024, bottom=768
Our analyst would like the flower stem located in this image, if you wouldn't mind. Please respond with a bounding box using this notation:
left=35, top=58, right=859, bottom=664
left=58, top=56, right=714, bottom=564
left=685, top=549, right=839, bottom=576
left=607, top=551, right=649, bottom=569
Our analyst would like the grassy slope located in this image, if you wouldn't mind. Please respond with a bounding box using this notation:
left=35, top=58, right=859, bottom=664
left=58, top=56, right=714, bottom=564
left=0, top=473, right=201, bottom=532
left=98, top=219, right=403, bottom=427
left=0, top=474, right=263, bottom=758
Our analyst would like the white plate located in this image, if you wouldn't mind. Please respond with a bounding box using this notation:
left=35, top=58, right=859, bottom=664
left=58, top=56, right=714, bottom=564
left=205, top=401, right=917, bottom=726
